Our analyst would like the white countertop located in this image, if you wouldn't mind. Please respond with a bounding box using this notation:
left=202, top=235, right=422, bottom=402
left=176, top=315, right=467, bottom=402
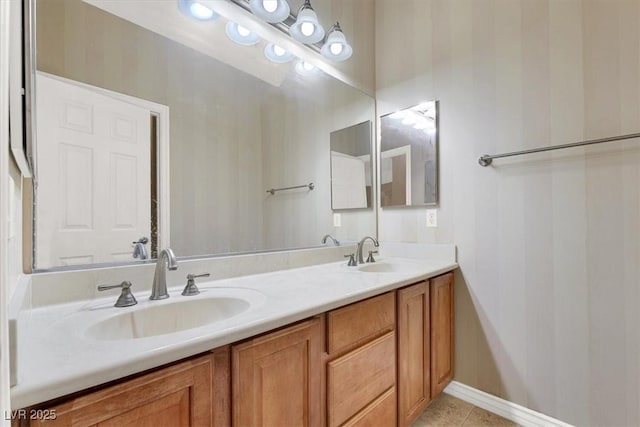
left=11, top=256, right=457, bottom=409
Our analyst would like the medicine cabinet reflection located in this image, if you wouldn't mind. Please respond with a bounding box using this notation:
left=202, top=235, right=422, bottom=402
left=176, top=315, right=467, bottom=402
left=379, top=101, right=438, bottom=207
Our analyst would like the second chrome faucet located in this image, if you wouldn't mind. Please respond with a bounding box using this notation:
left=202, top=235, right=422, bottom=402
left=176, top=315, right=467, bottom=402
left=356, top=236, right=379, bottom=265
left=150, top=248, right=178, bottom=300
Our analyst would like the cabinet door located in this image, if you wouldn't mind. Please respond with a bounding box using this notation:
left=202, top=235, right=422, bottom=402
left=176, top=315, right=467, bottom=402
left=30, top=349, right=229, bottom=427
left=430, top=272, right=454, bottom=397
left=397, top=281, right=430, bottom=427
left=232, top=317, right=322, bottom=427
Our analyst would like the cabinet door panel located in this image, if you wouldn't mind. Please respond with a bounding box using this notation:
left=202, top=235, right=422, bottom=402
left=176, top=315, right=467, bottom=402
left=97, top=389, right=190, bottom=427
left=431, top=272, right=454, bottom=397
left=232, top=318, right=322, bottom=427
left=397, top=281, right=430, bottom=427
left=31, top=351, right=226, bottom=427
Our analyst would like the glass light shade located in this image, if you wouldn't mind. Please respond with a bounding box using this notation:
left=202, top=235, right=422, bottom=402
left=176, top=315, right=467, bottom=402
left=249, top=0, right=290, bottom=23
left=289, top=5, right=324, bottom=44
left=225, top=22, right=261, bottom=46
left=320, top=25, right=352, bottom=61
left=295, top=60, right=316, bottom=75
left=264, top=43, right=293, bottom=63
left=177, top=0, right=220, bottom=21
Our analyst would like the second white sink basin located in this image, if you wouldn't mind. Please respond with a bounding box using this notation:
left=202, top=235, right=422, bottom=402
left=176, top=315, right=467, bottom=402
left=358, top=261, right=425, bottom=274
left=85, top=290, right=261, bottom=341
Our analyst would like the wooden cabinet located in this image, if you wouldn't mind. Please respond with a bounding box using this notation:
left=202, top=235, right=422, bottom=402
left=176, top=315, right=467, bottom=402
left=326, top=293, right=396, bottom=427
left=397, top=272, right=455, bottom=426
left=430, top=272, right=454, bottom=397
left=397, top=281, right=431, bottom=427
left=27, top=348, right=230, bottom=427
left=231, top=317, right=322, bottom=427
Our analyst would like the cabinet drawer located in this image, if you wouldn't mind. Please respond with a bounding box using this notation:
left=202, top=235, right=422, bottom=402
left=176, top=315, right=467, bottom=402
left=327, top=332, right=396, bottom=427
left=327, top=292, right=395, bottom=355
left=343, top=387, right=396, bottom=427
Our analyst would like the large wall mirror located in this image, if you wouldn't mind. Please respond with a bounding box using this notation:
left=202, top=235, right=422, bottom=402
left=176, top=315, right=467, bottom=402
left=29, top=0, right=376, bottom=270
left=379, top=101, right=438, bottom=208
left=329, top=121, right=373, bottom=210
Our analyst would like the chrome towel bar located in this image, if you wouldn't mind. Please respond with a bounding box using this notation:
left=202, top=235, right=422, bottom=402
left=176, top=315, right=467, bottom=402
left=267, top=183, right=315, bottom=195
left=479, top=132, right=640, bottom=166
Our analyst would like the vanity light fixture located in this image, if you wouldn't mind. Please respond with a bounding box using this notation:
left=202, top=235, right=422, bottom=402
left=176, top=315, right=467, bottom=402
left=320, top=22, right=352, bottom=62
left=226, top=21, right=261, bottom=46
left=289, top=0, right=325, bottom=44
left=249, top=0, right=290, bottom=23
left=264, top=43, right=293, bottom=63
left=177, top=0, right=220, bottom=21
left=295, top=60, right=316, bottom=75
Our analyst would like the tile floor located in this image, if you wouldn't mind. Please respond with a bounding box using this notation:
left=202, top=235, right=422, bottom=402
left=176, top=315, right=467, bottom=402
left=411, top=393, right=517, bottom=427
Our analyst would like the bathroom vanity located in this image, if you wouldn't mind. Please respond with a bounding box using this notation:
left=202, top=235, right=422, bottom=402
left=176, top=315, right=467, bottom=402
left=9, top=248, right=456, bottom=427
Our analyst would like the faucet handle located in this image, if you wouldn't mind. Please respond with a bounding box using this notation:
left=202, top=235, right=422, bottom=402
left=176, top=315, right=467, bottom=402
left=366, top=250, right=379, bottom=263
left=344, top=254, right=357, bottom=267
left=182, top=273, right=210, bottom=296
left=98, top=281, right=137, bottom=307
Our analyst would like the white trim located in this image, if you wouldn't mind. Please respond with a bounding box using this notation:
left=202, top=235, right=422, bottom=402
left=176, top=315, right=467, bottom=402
left=33, top=71, right=171, bottom=252
left=8, top=0, right=31, bottom=178
left=444, top=381, right=574, bottom=427
left=1, top=0, right=12, bottom=421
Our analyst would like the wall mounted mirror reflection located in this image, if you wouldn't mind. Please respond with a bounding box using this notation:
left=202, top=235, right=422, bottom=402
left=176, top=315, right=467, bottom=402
left=330, top=121, right=373, bottom=210
left=379, top=101, right=438, bottom=208
left=28, top=0, right=376, bottom=270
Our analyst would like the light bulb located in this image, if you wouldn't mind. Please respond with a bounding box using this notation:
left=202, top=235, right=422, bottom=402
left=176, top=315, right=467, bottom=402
left=237, top=25, right=251, bottom=37
left=262, top=0, right=278, bottom=13
left=301, top=22, right=315, bottom=36
left=189, top=1, right=214, bottom=19
left=302, top=61, right=314, bottom=71
left=402, top=116, right=416, bottom=125
left=273, top=45, right=286, bottom=57
left=329, top=43, right=343, bottom=55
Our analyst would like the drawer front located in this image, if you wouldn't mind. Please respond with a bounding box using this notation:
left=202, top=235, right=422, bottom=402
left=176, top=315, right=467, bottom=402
left=327, top=292, right=395, bottom=355
left=327, top=332, right=396, bottom=427
left=343, top=387, right=396, bottom=427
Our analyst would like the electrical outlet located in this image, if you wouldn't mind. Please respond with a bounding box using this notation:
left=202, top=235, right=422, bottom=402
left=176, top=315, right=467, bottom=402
left=333, top=213, right=342, bottom=227
left=426, top=209, right=437, bottom=227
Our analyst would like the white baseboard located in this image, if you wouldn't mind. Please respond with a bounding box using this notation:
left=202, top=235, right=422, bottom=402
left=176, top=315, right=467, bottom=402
left=444, top=381, right=573, bottom=427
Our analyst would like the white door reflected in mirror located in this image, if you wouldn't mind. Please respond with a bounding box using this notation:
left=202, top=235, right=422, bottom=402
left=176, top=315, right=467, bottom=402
left=35, top=73, right=154, bottom=269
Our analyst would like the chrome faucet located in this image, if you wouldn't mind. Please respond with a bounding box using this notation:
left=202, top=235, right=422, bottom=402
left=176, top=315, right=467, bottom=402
left=356, top=236, right=379, bottom=264
left=321, top=234, right=340, bottom=246
left=150, top=248, right=178, bottom=300
left=132, top=237, right=149, bottom=260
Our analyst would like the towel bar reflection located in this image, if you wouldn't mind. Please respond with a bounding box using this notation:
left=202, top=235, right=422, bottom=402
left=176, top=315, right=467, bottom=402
left=267, top=183, right=315, bottom=195
left=478, top=132, right=640, bottom=166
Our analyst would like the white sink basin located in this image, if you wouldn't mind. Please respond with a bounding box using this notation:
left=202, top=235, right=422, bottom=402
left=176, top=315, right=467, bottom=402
left=85, top=292, right=258, bottom=340
left=357, top=261, right=425, bottom=274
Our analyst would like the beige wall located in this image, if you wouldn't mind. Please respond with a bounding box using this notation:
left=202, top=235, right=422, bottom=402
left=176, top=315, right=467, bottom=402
left=261, top=77, right=376, bottom=249
left=376, top=0, right=640, bottom=425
